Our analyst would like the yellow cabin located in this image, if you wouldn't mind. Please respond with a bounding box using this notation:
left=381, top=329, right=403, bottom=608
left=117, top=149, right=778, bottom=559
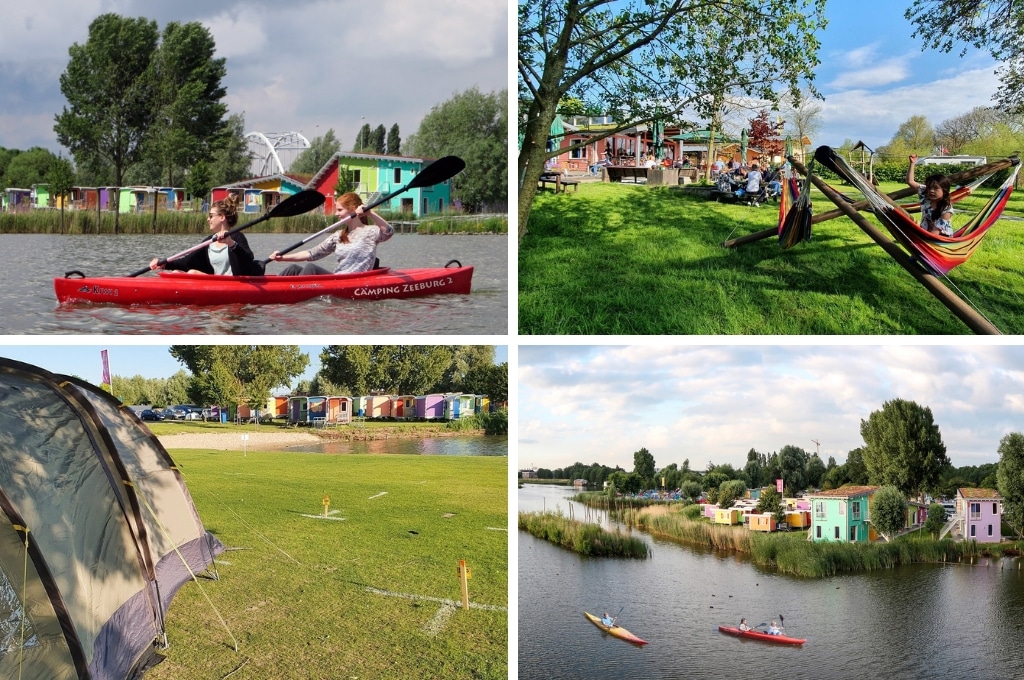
left=714, top=508, right=741, bottom=525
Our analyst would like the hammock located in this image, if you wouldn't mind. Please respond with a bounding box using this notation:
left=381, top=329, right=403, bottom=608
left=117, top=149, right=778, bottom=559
left=812, top=146, right=1021, bottom=275
left=778, top=169, right=812, bottom=249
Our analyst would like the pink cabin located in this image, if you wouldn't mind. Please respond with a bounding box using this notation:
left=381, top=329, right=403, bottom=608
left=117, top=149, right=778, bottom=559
left=415, top=394, right=445, bottom=419
left=956, top=487, right=1002, bottom=543
left=367, top=395, right=393, bottom=418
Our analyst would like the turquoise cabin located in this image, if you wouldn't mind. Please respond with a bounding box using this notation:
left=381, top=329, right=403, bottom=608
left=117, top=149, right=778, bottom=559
left=809, top=486, right=880, bottom=543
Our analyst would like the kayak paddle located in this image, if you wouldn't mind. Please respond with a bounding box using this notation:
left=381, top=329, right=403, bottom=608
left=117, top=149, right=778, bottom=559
left=262, top=155, right=465, bottom=265
left=125, top=189, right=326, bottom=277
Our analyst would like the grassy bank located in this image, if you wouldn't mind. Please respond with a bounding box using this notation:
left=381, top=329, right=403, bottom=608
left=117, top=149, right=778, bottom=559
left=518, top=511, right=650, bottom=558
left=147, top=449, right=507, bottom=680
left=0, top=210, right=507, bottom=235
left=624, top=503, right=1023, bottom=578
left=519, top=181, right=1024, bottom=334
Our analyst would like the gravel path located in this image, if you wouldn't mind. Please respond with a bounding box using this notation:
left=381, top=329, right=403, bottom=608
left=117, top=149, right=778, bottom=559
left=157, top=430, right=322, bottom=451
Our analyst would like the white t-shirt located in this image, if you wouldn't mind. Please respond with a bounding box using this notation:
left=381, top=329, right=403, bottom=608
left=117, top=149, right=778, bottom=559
left=746, top=170, right=762, bottom=193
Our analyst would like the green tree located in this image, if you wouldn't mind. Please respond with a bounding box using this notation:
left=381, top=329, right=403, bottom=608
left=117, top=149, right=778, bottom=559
left=354, top=124, right=372, bottom=153
left=209, top=113, right=251, bottom=185
left=996, top=431, right=1024, bottom=539
left=680, top=480, right=703, bottom=503
left=291, top=129, right=340, bottom=175
left=0, top=147, right=19, bottom=188
left=319, top=346, right=494, bottom=397
left=805, top=454, right=827, bottom=490
left=632, top=447, right=656, bottom=485
left=184, top=160, right=213, bottom=210
left=557, top=96, right=586, bottom=116
left=871, top=485, right=908, bottom=542
left=335, top=165, right=357, bottom=194
left=407, top=87, right=507, bottom=211
left=46, top=155, right=77, bottom=234
left=149, top=21, right=228, bottom=186
left=906, top=1, right=1024, bottom=113
left=860, top=399, right=950, bottom=501
left=777, top=445, right=809, bottom=495
left=517, top=0, right=826, bottom=239
left=717, top=479, right=747, bottom=509
left=879, top=115, right=934, bottom=157
left=463, top=362, right=508, bottom=403
left=387, top=124, right=401, bottom=155
left=4, top=147, right=57, bottom=189
left=755, top=488, right=783, bottom=515
left=371, top=124, right=386, bottom=155
left=924, top=503, right=947, bottom=538
left=169, top=346, right=309, bottom=410
left=54, top=14, right=159, bottom=190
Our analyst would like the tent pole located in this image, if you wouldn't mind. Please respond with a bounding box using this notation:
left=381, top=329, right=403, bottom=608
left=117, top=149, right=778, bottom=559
left=790, top=158, right=1001, bottom=335
left=722, top=155, right=1017, bottom=249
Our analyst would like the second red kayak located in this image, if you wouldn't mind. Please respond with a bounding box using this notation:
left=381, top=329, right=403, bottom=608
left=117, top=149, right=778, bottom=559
left=718, top=625, right=805, bottom=645
left=54, top=265, right=473, bottom=306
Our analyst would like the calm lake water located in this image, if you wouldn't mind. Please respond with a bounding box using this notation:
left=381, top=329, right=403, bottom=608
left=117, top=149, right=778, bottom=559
left=284, top=434, right=508, bottom=456
left=519, top=485, right=1024, bottom=679
left=1, top=233, right=507, bottom=334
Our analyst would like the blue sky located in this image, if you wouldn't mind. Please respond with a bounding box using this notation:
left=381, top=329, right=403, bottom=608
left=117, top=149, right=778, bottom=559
left=809, top=1, right=1004, bottom=149
left=0, top=0, right=507, bottom=154
left=0, top=344, right=507, bottom=388
left=518, top=344, right=1024, bottom=472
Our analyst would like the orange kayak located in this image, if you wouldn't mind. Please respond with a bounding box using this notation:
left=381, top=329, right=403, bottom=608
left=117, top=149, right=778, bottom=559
left=584, top=612, right=648, bottom=645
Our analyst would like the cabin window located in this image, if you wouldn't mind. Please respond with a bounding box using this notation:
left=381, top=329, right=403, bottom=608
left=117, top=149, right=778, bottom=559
left=970, top=502, right=981, bottom=519
left=816, top=526, right=821, bottom=539
left=838, top=503, right=845, bottom=516
left=834, top=526, right=840, bottom=539
left=849, top=526, right=857, bottom=541
left=814, top=501, right=825, bottom=519
left=851, top=501, right=861, bottom=521
left=970, top=525, right=976, bottom=537
left=352, top=169, right=362, bottom=186
left=993, top=502, right=998, bottom=515
left=988, top=524, right=993, bottom=536
left=570, top=147, right=585, bottom=159
left=394, top=168, right=401, bottom=183
left=438, top=198, right=444, bottom=212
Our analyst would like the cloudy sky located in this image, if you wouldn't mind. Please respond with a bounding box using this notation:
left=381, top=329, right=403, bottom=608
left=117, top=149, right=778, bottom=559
left=518, top=344, right=1024, bottom=473
left=812, top=1, right=1004, bottom=150
left=1, top=0, right=507, bottom=155
left=0, top=344, right=508, bottom=388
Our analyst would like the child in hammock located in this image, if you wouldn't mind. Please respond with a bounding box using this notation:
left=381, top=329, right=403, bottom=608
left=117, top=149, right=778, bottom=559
left=907, top=155, right=954, bottom=236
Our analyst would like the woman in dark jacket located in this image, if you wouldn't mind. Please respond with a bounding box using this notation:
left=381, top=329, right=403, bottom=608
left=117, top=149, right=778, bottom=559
left=149, top=193, right=264, bottom=275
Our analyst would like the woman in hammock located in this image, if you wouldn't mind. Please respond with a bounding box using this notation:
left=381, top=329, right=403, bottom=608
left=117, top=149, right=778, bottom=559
left=907, top=154, right=954, bottom=236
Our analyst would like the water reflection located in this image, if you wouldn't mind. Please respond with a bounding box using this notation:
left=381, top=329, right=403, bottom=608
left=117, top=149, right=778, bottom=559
left=284, top=435, right=507, bottom=456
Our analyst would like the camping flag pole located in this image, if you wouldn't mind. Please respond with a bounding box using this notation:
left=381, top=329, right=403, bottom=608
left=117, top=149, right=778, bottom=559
left=101, top=349, right=112, bottom=397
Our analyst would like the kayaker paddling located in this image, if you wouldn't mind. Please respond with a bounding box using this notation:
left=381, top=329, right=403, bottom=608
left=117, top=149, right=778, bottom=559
left=601, top=612, right=616, bottom=627
left=269, top=192, right=394, bottom=275
left=148, top=194, right=264, bottom=276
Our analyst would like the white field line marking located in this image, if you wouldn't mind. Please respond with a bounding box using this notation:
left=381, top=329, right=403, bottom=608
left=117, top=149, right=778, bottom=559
left=368, top=491, right=388, bottom=500
left=301, top=511, right=346, bottom=521
left=364, top=586, right=507, bottom=612
left=214, top=559, right=233, bottom=566
left=423, top=602, right=457, bottom=637
left=486, top=527, right=508, bottom=531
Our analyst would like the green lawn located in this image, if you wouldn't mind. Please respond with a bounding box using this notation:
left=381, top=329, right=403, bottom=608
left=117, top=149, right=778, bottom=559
left=147, top=450, right=507, bottom=680
left=519, top=180, right=1024, bottom=334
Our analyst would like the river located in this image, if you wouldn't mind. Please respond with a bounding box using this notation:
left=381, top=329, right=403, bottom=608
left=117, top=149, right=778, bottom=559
left=1, top=233, right=506, bottom=334
left=518, top=484, right=1024, bottom=679
left=284, top=434, right=508, bottom=456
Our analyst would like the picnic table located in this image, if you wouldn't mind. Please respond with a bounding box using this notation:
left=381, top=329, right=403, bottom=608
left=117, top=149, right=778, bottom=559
left=603, top=165, right=649, bottom=183
left=538, top=171, right=579, bottom=193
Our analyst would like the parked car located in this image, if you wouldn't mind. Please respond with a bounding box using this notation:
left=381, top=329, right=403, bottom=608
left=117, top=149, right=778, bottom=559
left=139, top=409, right=165, bottom=422
left=182, top=410, right=203, bottom=421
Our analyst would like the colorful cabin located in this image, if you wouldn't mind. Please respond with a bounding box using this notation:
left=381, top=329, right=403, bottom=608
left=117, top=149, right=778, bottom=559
left=4, top=188, right=33, bottom=212
left=714, top=508, right=741, bottom=525
left=443, top=394, right=475, bottom=420
left=287, top=396, right=309, bottom=424
left=809, top=486, right=879, bottom=543
left=266, top=396, right=289, bottom=419
left=415, top=394, right=445, bottom=419
left=473, top=395, right=491, bottom=414
left=354, top=396, right=370, bottom=418
left=784, top=510, right=811, bottom=529
left=307, top=152, right=452, bottom=217
left=748, top=514, right=777, bottom=532
left=31, top=184, right=51, bottom=208
left=308, top=396, right=329, bottom=424
left=701, top=503, right=719, bottom=519
left=392, top=395, right=416, bottom=418
left=955, top=487, right=1002, bottom=543
left=367, top=395, right=392, bottom=418
left=325, top=396, right=352, bottom=424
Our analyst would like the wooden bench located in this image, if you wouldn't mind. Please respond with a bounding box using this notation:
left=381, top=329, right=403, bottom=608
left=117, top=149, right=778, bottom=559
left=538, top=173, right=579, bottom=193
left=603, top=166, right=649, bottom=183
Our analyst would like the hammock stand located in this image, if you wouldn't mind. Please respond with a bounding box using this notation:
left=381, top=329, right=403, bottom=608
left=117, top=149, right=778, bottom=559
left=787, top=149, right=1020, bottom=335
left=722, top=153, right=1019, bottom=249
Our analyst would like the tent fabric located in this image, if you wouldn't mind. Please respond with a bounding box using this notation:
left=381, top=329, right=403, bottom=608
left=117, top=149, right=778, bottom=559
left=0, top=359, right=224, bottom=680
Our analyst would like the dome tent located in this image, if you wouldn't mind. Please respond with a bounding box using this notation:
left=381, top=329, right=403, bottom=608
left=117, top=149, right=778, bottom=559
left=0, top=358, right=224, bottom=679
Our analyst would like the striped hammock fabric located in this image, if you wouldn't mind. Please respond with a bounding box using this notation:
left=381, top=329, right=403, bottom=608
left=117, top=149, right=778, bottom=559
left=813, top=146, right=1021, bottom=275
left=777, top=171, right=811, bottom=249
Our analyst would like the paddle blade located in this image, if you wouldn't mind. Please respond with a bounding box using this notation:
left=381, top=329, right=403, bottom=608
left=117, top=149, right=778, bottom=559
left=406, top=156, right=465, bottom=190
left=268, top=189, right=326, bottom=217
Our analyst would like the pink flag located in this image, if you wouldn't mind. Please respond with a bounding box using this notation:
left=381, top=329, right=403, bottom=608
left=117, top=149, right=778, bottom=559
left=776, top=478, right=783, bottom=493
left=101, top=350, right=110, bottom=386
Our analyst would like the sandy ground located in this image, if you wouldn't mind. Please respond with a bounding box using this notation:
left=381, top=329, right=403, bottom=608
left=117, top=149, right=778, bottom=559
left=157, top=430, right=322, bottom=451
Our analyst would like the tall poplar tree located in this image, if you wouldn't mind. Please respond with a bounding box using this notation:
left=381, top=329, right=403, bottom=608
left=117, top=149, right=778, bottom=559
left=860, top=398, right=951, bottom=502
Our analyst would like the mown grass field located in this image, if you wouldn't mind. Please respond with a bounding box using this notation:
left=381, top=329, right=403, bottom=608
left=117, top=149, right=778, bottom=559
left=519, top=179, right=1024, bottom=334
left=147, top=449, right=507, bottom=680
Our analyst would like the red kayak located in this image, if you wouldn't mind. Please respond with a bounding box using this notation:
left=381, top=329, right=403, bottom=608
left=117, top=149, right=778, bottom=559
left=54, top=265, right=473, bottom=306
left=718, top=625, right=805, bottom=645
